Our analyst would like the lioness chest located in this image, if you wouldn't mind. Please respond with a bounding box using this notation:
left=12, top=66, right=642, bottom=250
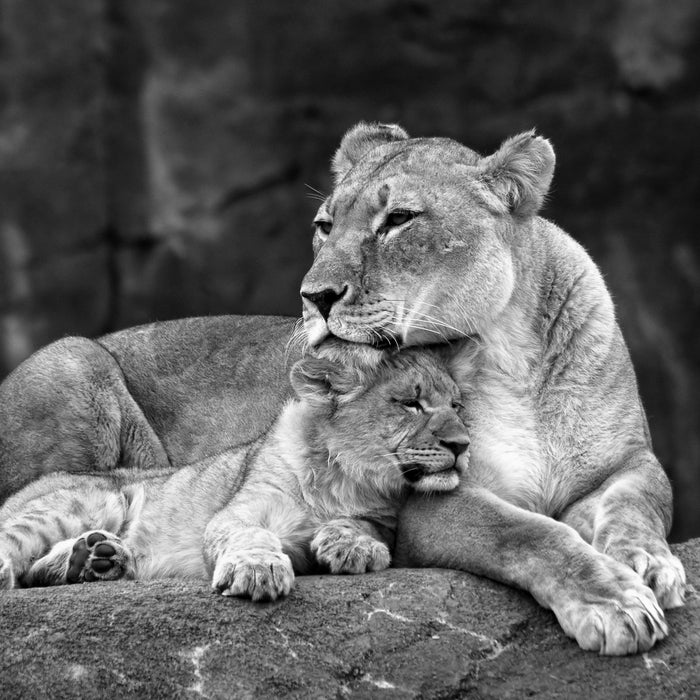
left=457, top=363, right=571, bottom=516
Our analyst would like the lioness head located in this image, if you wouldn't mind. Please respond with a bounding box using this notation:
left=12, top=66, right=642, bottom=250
left=301, top=122, right=555, bottom=348
left=290, top=348, right=470, bottom=494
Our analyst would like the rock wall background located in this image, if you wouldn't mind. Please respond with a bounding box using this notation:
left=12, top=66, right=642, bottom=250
left=0, top=0, right=698, bottom=539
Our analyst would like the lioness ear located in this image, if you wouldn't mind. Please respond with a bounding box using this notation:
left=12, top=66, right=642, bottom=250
left=332, top=121, right=409, bottom=184
left=290, top=357, right=365, bottom=406
left=476, top=130, right=555, bottom=218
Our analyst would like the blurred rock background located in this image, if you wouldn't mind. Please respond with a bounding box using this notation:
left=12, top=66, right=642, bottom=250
left=0, top=0, right=698, bottom=539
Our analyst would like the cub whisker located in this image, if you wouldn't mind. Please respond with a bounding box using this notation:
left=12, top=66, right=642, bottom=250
left=285, top=319, right=309, bottom=368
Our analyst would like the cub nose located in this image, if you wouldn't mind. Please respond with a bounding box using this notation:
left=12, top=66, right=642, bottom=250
left=301, top=286, right=348, bottom=321
left=440, top=439, right=470, bottom=459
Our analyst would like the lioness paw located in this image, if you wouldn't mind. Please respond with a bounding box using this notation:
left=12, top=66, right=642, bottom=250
left=608, top=545, right=687, bottom=609
left=311, top=524, right=391, bottom=574
left=555, top=559, right=668, bottom=655
left=564, top=586, right=667, bottom=655
left=212, top=549, right=293, bottom=602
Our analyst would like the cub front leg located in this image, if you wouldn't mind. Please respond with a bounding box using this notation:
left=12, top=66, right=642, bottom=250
left=561, top=450, right=687, bottom=610
left=312, top=518, right=391, bottom=574
left=396, top=485, right=667, bottom=655
left=203, top=499, right=296, bottom=602
left=211, top=542, right=294, bottom=602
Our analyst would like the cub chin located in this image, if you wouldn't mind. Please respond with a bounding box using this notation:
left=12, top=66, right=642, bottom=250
left=0, top=348, right=469, bottom=602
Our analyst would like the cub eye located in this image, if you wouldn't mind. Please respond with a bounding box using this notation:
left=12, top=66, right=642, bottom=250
left=314, top=220, right=332, bottom=236
left=398, top=398, right=423, bottom=413
left=452, top=400, right=465, bottom=411
left=385, top=210, right=417, bottom=228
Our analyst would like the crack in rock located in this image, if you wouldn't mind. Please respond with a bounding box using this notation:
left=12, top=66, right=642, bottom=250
left=67, top=663, right=88, bottom=682
left=272, top=624, right=299, bottom=660
left=434, top=615, right=507, bottom=660
left=362, top=674, right=395, bottom=689
left=365, top=608, right=415, bottom=623
left=642, top=653, right=669, bottom=673
left=360, top=673, right=412, bottom=693
left=182, top=644, right=211, bottom=698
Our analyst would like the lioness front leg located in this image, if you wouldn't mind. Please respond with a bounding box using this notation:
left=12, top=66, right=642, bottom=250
left=312, top=518, right=391, bottom=574
left=395, top=485, right=667, bottom=655
left=560, top=449, right=687, bottom=610
left=203, top=498, right=296, bottom=602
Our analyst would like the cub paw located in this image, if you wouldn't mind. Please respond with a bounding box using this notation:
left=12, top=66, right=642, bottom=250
left=212, top=549, right=294, bottom=602
left=311, top=524, right=391, bottom=574
left=608, top=544, right=687, bottom=609
left=66, top=530, right=134, bottom=584
left=556, top=559, right=668, bottom=655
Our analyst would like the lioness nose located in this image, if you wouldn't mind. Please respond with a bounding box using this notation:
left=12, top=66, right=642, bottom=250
left=440, top=439, right=470, bottom=459
left=301, top=286, right=348, bottom=321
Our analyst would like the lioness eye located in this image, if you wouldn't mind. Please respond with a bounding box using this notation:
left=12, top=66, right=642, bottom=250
left=452, top=400, right=465, bottom=411
left=314, top=220, right=332, bottom=236
left=385, top=210, right=415, bottom=228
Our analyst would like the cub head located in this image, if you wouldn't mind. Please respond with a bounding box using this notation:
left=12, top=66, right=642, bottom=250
left=301, top=121, right=555, bottom=348
left=290, top=348, right=470, bottom=495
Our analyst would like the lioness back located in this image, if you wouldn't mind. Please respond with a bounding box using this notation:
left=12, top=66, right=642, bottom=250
left=0, top=315, right=300, bottom=501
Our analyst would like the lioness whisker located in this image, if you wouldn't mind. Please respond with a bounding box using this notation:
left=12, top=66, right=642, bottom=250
left=385, top=297, right=476, bottom=339
left=441, top=291, right=481, bottom=337
left=399, top=315, right=451, bottom=338
left=386, top=314, right=449, bottom=343
left=304, top=183, right=327, bottom=198
left=401, top=308, right=465, bottom=338
left=385, top=298, right=445, bottom=314
left=383, top=300, right=457, bottom=341
left=386, top=328, right=401, bottom=352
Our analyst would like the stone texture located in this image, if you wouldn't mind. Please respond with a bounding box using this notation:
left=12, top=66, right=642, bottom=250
left=0, top=0, right=698, bottom=538
left=0, top=539, right=698, bottom=698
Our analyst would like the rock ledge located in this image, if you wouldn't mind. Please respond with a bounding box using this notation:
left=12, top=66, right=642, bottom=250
left=1, top=541, right=698, bottom=698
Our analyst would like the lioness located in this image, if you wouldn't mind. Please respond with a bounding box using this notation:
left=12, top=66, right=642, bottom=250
left=0, top=123, right=686, bottom=654
left=0, top=349, right=469, bottom=599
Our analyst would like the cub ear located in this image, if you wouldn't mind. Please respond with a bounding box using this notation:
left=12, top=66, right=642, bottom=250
left=332, top=121, right=409, bottom=184
left=290, top=357, right=366, bottom=406
left=476, top=130, right=555, bottom=218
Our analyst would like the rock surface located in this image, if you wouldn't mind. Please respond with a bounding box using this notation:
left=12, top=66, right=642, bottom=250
left=1, top=540, right=698, bottom=698
left=0, top=0, right=698, bottom=539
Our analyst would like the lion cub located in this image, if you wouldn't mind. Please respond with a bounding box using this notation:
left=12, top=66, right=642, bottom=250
left=0, top=349, right=469, bottom=600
